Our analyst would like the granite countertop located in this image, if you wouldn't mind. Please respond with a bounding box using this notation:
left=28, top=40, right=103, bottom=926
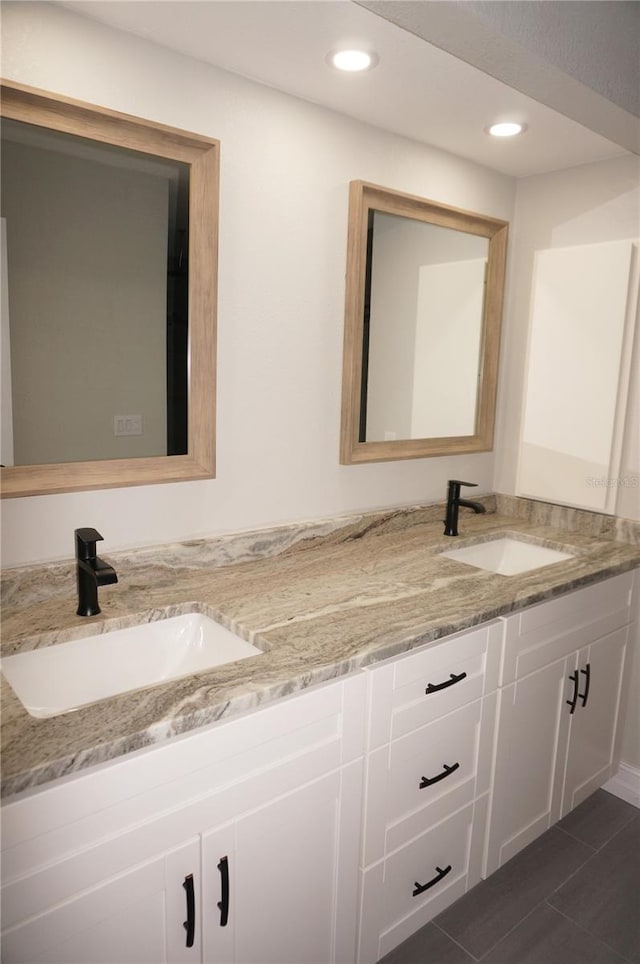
left=2, top=497, right=639, bottom=799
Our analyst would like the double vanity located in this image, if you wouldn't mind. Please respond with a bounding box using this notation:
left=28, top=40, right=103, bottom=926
left=1, top=496, right=639, bottom=962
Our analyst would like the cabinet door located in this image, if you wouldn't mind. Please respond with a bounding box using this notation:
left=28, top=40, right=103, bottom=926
left=1, top=839, right=200, bottom=964
left=202, top=822, right=236, bottom=964
left=561, top=626, right=628, bottom=817
left=485, top=657, right=570, bottom=876
left=202, top=770, right=351, bottom=964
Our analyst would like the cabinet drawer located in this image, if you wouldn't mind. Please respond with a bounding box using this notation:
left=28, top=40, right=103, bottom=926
left=359, top=802, right=475, bottom=964
left=501, top=572, right=633, bottom=684
left=363, top=696, right=497, bottom=864
left=367, top=622, right=502, bottom=749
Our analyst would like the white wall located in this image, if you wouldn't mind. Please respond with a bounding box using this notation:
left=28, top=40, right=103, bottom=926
left=494, top=152, right=640, bottom=523
left=494, top=153, right=640, bottom=773
left=517, top=240, right=637, bottom=513
left=0, top=2, right=515, bottom=568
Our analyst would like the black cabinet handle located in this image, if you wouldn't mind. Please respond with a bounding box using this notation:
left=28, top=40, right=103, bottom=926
left=217, top=856, right=229, bottom=927
left=566, top=671, right=579, bottom=715
left=578, top=663, right=591, bottom=708
left=412, top=864, right=452, bottom=897
left=419, top=762, right=460, bottom=789
left=425, top=672, right=467, bottom=695
left=183, top=874, right=195, bottom=948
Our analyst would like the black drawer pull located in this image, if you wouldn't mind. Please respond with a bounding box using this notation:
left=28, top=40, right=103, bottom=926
left=413, top=864, right=452, bottom=896
left=183, top=874, right=195, bottom=948
left=425, top=671, right=467, bottom=695
left=419, top=762, right=460, bottom=789
left=566, top=671, right=579, bottom=714
left=578, top=663, right=591, bottom=708
left=217, top=856, right=229, bottom=927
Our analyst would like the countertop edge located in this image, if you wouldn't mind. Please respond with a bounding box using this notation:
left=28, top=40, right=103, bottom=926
left=2, top=556, right=638, bottom=801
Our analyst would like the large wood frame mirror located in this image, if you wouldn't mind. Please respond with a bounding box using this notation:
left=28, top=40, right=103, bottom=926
left=340, top=181, right=508, bottom=464
left=0, top=80, right=219, bottom=497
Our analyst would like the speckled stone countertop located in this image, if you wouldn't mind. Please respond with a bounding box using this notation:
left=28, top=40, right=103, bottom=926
left=2, top=496, right=639, bottom=799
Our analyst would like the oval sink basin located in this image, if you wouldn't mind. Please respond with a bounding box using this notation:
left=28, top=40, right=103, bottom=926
left=1, top=613, right=263, bottom=718
left=440, top=536, right=574, bottom=575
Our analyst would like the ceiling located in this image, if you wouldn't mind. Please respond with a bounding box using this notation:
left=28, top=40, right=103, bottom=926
left=58, top=0, right=637, bottom=178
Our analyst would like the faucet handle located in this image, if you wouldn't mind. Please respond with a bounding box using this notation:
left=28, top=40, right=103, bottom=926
left=448, top=480, right=478, bottom=488
left=75, top=527, right=104, bottom=560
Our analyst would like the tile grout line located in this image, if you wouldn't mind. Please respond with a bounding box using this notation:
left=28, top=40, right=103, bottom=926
left=390, top=799, right=639, bottom=964
left=552, top=823, right=599, bottom=859
left=544, top=898, right=635, bottom=964
left=473, top=900, right=553, bottom=962
left=542, top=836, right=605, bottom=899
left=432, top=829, right=601, bottom=961
left=549, top=811, right=640, bottom=904
left=430, top=919, right=482, bottom=962
left=548, top=812, right=640, bottom=964
left=555, top=806, right=639, bottom=854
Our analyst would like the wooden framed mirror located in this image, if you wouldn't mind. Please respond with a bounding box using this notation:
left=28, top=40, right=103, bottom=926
left=0, top=80, right=219, bottom=497
left=340, top=181, right=508, bottom=464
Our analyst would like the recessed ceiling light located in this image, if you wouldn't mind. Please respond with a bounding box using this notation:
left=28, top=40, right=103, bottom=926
left=327, top=49, right=378, bottom=72
left=487, top=121, right=527, bottom=138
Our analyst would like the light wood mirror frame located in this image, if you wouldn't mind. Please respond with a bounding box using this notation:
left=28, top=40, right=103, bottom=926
left=340, top=181, right=508, bottom=464
left=0, top=79, right=219, bottom=498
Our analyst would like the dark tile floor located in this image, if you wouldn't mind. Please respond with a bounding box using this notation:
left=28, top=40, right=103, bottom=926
left=380, top=790, right=640, bottom=964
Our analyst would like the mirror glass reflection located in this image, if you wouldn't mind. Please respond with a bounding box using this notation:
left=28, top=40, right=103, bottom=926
left=1, top=119, right=190, bottom=467
left=362, top=212, right=489, bottom=442
left=340, top=181, right=508, bottom=464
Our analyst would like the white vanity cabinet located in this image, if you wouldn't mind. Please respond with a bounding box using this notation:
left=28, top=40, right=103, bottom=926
left=201, top=765, right=361, bottom=964
left=1, top=836, right=201, bottom=964
left=2, top=568, right=637, bottom=964
left=357, top=621, right=503, bottom=964
left=485, top=571, right=636, bottom=876
left=0, top=673, right=366, bottom=964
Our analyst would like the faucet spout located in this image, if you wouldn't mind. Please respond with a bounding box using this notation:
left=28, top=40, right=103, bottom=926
left=443, top=480, right=485, bottom=537
left=457, top=498, right=487, bottom=514
left=75, top=528, right=118, bottom=617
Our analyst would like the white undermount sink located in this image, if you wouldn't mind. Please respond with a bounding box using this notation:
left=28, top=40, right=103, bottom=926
left=440, top=536, right=574, bottom=576
left=1, top=612, right=263, bottom=719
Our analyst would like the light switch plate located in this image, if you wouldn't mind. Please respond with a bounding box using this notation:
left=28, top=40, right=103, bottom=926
left=114, top=415, right=143, bottom=436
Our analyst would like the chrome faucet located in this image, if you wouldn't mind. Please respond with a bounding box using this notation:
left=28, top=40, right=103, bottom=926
left=75, top=528, right=118, bottom=616
left=444, top=480, right=486, bottom=537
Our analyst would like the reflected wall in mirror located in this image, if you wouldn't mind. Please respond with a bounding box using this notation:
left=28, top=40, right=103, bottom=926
left=340, top=181, right=508, bottom=464
left=0, top=80, right=219, bottom=498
